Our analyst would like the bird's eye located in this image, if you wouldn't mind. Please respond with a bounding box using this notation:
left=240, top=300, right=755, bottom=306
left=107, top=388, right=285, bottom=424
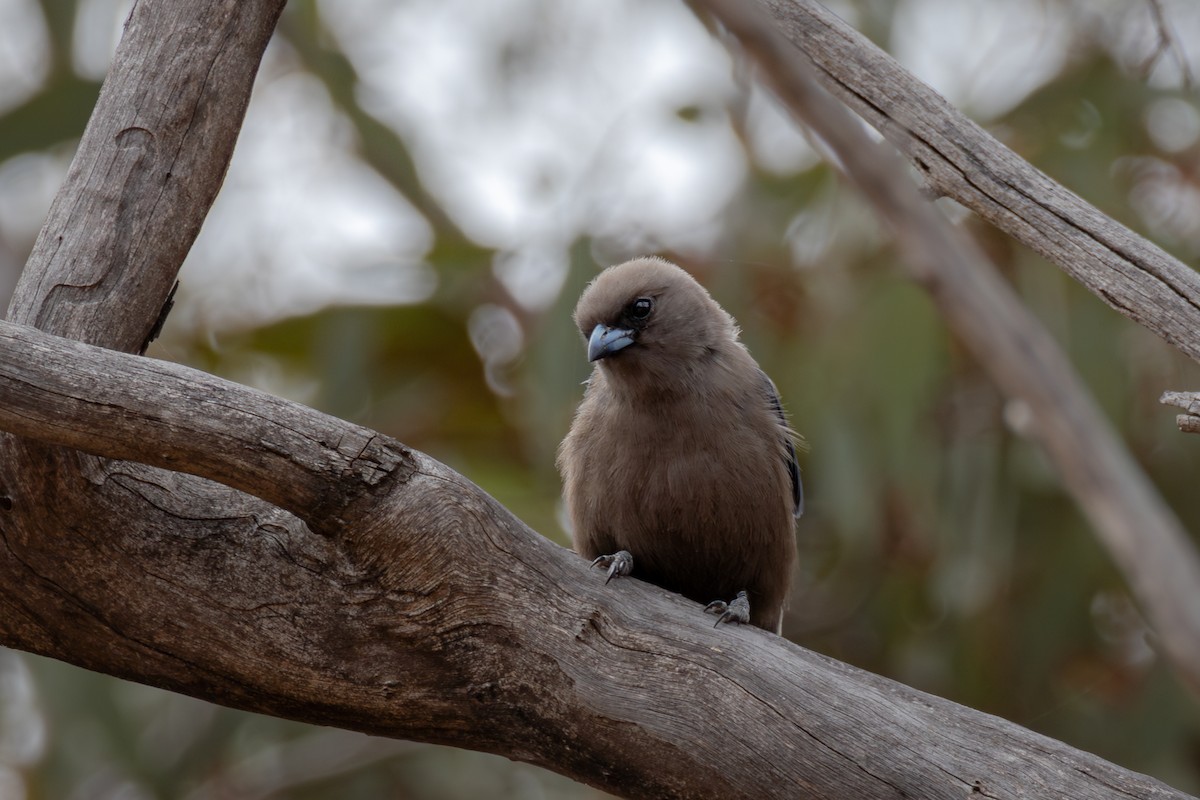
left=628, top=297, right=654, bottom=321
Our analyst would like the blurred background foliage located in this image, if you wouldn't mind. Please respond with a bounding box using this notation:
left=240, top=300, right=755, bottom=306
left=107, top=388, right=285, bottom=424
left=2, top=0, right=1200, bottom=797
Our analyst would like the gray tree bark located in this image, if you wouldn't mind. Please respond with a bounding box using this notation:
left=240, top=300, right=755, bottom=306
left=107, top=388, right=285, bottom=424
left=760, top=0, right=1200, bottom=363
left=0, top=1, right=1193, bottom=799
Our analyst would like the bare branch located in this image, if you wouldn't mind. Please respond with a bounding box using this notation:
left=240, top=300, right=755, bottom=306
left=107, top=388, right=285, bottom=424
left=758, top=0, right=1200, bottom=367
left=0, top=0, right=1195, bottom=796
left=0, top=319, right=1190, bottom=800
left=688, top=0, right=1200, bottom=696
left=1139, top=0, right=1195, bottom=89
left=0, top=320, right=406, bottom=528
left=1161, top=391, right=1200, bottom=433
left=6, top=0, right=286, bottom=351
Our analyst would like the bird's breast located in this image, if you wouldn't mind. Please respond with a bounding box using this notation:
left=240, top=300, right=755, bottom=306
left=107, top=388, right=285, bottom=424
left=568, top=392, right=794, bottom=601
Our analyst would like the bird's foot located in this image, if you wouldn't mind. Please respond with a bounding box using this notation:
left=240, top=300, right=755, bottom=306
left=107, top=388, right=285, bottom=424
left=590, top=550, right=634, bottom=584
left=705, top=590, right=750, bottom=627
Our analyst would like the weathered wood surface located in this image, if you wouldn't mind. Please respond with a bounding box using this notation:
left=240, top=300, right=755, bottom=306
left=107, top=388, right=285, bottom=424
left=763, top=0, right=1200, bottom=365
left=0, top=0, right=1194, bottom=798
left=0, top=319, right=1190, bottom=800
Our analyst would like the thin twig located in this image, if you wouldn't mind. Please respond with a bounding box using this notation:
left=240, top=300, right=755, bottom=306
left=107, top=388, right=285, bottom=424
left=1139, top=0, right=1195, bottom=89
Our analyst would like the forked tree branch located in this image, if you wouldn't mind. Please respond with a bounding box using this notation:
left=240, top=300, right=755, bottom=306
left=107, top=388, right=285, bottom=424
left=0, top=0, right=1195, bottom=798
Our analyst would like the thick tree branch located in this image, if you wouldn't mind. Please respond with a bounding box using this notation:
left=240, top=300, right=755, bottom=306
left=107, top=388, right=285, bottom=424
left=760, top=0, right=1200, bottom=367
left=0, top=318, right=1190, bottom=800
left=6, top=0, right=286, bottom=351
left=0, top=316, right=407, bottom=526
left=689, top=0, right=1200, bottom=695
left=0, top=0, right=1195, bottom=796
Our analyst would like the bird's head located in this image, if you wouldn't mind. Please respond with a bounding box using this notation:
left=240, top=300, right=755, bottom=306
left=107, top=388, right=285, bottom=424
left=573, top=257, right=738, bottom=379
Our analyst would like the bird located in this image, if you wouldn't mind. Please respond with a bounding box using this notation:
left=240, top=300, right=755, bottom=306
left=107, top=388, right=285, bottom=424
left=557, top=257, right=802, bottom=633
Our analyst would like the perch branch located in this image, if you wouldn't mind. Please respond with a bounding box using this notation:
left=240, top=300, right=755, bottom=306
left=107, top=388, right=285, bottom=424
left=0, top=0, right=1194, bottom=796
left=0, top=317, right=1190, bottom=800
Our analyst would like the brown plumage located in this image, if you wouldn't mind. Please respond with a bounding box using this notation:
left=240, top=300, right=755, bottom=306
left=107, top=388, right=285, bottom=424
left=557, top=257, right=801, bottom=633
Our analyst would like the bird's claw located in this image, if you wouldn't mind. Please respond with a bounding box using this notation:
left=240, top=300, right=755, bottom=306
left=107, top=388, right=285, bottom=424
left=705, top=590, right=750, bottom=627
left=590, top=550, right=634, bottom=584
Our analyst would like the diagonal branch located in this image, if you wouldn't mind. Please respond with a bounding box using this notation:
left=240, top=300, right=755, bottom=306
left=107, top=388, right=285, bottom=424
left=688, top=0, right=1200, bottom=696
left=6, top=0, right=287, bottom=351
left=760, top=0, right=1200, bottom=366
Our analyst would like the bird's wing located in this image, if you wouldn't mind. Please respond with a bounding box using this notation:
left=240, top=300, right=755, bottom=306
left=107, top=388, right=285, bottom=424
left=759, top=369, right=804, bottom=518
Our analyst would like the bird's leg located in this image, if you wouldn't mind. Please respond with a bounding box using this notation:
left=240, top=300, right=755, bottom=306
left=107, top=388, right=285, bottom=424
left=590, top=550, right=634, bottom=584
left=705, top=590, right=751, bottom=627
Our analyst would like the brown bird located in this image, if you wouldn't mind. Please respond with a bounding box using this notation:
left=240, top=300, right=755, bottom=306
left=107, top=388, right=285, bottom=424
left=558, top=257, right=801, bottom=633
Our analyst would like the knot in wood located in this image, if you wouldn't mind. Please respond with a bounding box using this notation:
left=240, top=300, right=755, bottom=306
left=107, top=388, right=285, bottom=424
left=114, top=126, right=155, bottom=151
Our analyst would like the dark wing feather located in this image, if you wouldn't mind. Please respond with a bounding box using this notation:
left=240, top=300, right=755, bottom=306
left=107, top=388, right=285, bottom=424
left=758, top=370, right=803, bottom=518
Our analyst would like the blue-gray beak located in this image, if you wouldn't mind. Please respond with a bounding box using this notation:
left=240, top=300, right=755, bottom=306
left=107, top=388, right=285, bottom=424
left=588, top=324, right=636, bottom=362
